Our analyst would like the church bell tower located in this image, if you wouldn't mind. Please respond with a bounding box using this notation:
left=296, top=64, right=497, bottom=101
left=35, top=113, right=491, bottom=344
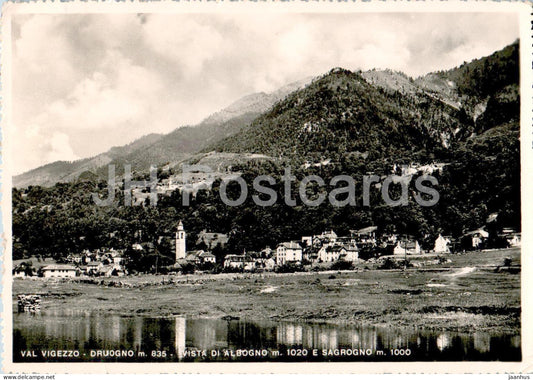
left=175, top=221, right=186, bottom=261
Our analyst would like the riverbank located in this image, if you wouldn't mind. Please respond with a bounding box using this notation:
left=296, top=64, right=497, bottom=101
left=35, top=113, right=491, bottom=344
left=12, top=248, right=521, bottom=334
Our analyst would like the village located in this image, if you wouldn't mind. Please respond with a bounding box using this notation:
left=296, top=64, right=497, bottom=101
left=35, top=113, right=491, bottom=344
left=12, top=219, right=521, bottom=280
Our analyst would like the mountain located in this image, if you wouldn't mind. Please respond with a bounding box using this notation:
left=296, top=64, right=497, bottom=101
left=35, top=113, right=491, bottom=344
left=208, top=41, right=519, bottom=163
left=202, top=77, right=312, bottom=125
left=13, top=133, right=163, bottom=188
left=13, top=77, right=312, bottom=188
left=207, top=68, right=468, bottom=162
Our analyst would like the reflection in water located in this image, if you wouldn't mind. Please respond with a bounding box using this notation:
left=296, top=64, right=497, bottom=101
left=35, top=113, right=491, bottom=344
left=13, top=312, right=520, bottom=362
left=175, top=317, right=186, bottom=359
left=436, top=334, right=450, bottom=351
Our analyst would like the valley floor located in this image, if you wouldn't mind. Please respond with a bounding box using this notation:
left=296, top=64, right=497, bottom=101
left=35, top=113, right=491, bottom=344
left=12, top=248, right=521, bottom=334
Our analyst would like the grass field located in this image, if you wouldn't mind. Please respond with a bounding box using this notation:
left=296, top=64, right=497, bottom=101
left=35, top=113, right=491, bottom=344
left=12, top=248, right=521, bottom=333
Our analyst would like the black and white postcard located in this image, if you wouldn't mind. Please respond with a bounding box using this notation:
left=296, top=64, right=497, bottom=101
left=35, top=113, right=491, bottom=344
left=1, top=1, right=532, bottom=374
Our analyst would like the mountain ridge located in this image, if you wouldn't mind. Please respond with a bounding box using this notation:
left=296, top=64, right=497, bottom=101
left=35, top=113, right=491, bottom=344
left=13, top=77, right=313, bottom=188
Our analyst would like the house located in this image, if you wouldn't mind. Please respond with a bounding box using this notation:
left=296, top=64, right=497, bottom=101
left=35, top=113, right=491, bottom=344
left=464, top=228, right=489, bottom=249
left=314, top=230, right=338, bottom=244
left=98, top=265, right=115, bottom=277
left=434, top=234, right=451, bottom=253
left=85, top=262, right=104, bottom=275
left=318, top=244, right=345, bottom=263
left=243, top=257, right=257, bottom=272
left=303, top=246, right=320, bottom=263
left=352, top=226, right=378, bottom=239
left=393, top=240, right=421, bottom=255
left=132, top=243, right=144, bottom=251
left=301, top=236, right=313, bottom=248
left=260, top=247, right=274, bottom=258
left=198, top=251, right=216, bottom=264
left=255, top=257, right=276, bottom=271
left=351, top=226, right=378, bottom=248
left=40, top=264, right=78, bottom=278
left=317, top=243, right=359, bottom=263
left=224, top=254, right=246, bottom=269
left=381, top=233, right=399, bottom=244
left=276, top=242, right=303, bottom=266
left=98, top=264, right=126, bottom=277
left=341, top=244, right=360, bottom=262
left=66, top=254, right=83, bottom=264
left=500, top=228, right=521, bottom=247
left=13, top=263, right=33, bottom=278
left=185, top=252, right=202, bottom=265
left=507, top=233, right=521, bottom=247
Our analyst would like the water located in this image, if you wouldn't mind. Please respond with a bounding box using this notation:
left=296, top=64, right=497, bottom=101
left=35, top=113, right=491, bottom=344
left=13, top=311, right=521, bottom=362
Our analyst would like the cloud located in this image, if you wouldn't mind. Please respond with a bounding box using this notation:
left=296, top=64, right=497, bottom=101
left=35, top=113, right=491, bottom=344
left=10, top=12, right=519, bottom=174
left=11, top=123, right=79, bottom=174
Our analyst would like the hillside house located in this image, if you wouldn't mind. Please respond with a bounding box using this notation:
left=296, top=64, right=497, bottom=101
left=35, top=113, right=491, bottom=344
left=351, top=226, right=378, bottom=241
left=276, top=242, right=303, bottom=265
left=434, top=234, right=451, bottom=253
left=132, top=243, right=144, bottom=251
left=350, top=227, right=378, bottom=249
left=40, top=264, right=78, bottom=278
left=393, top=240, right=421, bottom=255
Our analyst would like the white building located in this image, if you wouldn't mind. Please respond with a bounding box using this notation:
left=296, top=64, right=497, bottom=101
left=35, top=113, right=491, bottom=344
left=393, top=240, right=421, bottom=255
left=198, top=251, right=216, bottom=264
left=224, top=254, right=245, bottom=269
left=276, top=242, right=303, bottom=265
left=434, top=234, right=451, bottom=253
left=465, top=228, right=489, bottom=249
left=501, top=228, right=521, bottom=248
left=507, top=233, right=521, bottom=247
left=40, top=264, right=78, bottom=278
left=318, top=244, right=344, bottom=263
left=342, top=244, right=360, bottom=262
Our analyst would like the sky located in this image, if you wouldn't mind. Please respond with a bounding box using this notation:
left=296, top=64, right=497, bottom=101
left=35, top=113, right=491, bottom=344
left=10, top=12, right=519, bottom=175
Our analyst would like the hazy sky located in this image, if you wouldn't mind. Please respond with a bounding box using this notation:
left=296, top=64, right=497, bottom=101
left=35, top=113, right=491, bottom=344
left=11, top=12, right=519, bottom=174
